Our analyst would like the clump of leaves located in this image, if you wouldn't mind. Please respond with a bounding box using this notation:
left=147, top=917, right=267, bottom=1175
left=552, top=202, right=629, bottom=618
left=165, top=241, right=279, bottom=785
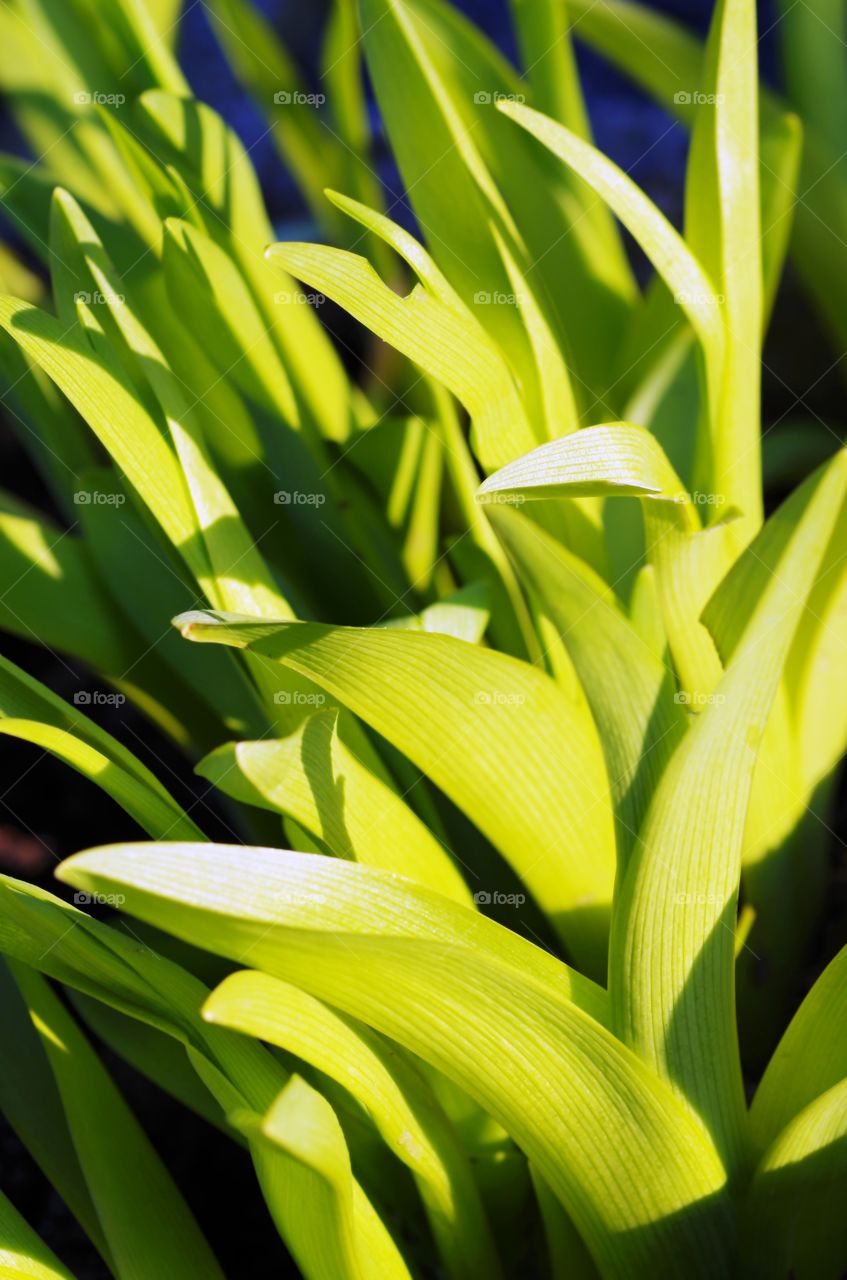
left=0, top=0, right=844, bottom=1278
left=567, top=0, right=847, bottom=373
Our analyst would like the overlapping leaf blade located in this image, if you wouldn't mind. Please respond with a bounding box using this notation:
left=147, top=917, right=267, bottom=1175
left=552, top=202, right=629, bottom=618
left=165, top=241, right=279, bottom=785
left=9, top=962, right=226, bottom=1280
left=0, top=1187, right=75, bottom=1279
left=267, top=236, right=535, bottom=474
left=489, top=507, right=687, bottom=860
left=174, top=611, right=617, bottom=973
left=611, top=451, right=847, bottom=1175
left=0, top=876, right=412, bottom=1280
left=197, top=710, right=473, bottom=906
left=0, top=654, right=203, bottom=840
left=205, top=970, right=501, bottom=1280
left=59, top=843, right=734, bottom=1279
left=0, top=960, right=112, bottom=1265
left=477, top=422, right=731, bottom=696
left=742, top=1078, right=847, bottom=1279
left=750, top=940, right=847, bottom=1155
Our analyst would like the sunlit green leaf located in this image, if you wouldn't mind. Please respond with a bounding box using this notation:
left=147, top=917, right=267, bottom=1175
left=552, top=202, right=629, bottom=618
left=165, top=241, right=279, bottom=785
left=10, top=962, right=226, bottom=1279
left=59, top=843, right=735, bottom=1279
left=611, top=451, right=847, bottom=1175
left=197, top=709, right=473, bottom=905
left=174, top=611, right=617, bottom=974
left=205, top=970, right=501, bottom=1280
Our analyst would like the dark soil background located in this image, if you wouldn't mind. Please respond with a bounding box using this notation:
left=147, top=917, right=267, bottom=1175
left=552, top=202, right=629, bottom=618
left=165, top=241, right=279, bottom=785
left=1, top=1, right=845, bottom=1277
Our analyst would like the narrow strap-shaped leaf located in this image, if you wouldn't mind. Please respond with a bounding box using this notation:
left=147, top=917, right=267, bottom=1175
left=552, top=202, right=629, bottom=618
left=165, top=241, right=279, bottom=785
left=759, top=112, right=802, bottom=324
left=508, top=0, right=589, bottom=134
left=321, top=2, right=392, bottom=276
left=750, top=942, right=847, bottom=1154
left=359, top=0, right=635, bottom=401
left=0, top=719, right=202, bottom=840
left=205, top=971, right=501, bottom=1280
left=45, top=189, right=358, bottom=733
left=610, top=451, right=847, bottom=1177
left=567, top=0, right=804, bottom=332
left=162, top=217, right=299, bottom=425
left=529, top=1164, right=599, bottom=1280
left=742, top=1078, right=847, bottom=1279
left=0, top=1187, right=74, bottom=1279
left=0, top=2, right=145, bottom=223
left=174, top=613, right=617, bottom=975
left=9, top=962, right=226, bottom=1280
left=0, top=296, right=215, bottom=594
left=733, top=682, right=811, bottom=1055
left=68, top=991, right=231, bottom=1137
left=704, top=464, right=847, bottom=1034
left=477, top=422, right=732, bottom=696
left=491, top=223, right=580, bottom=440
left=477, top=421, right=693, bottom=507
left=241, top=1076, right=413, bottom=1280
left=0, top=320, right=97, bottom=513
left=98, top=0, right=187, bottom=93
left=497, top=100, right=726, bottom=427
left=197, top=711, right=472, bottom=906
left=355, top=0, right=540, bottom=382
left=506, top=0, right=634, bottom=304
left=431, top=382, right=542, bottom=660
left=324, top=189, right=464, bottom=308
left=0, top=877, right=407, bottom=1280
left=49, top=190, right=294, bottom=621
left=59, top=843, right=735, bottom=1279
left=0, top=876, right=282, bottom=1105
left=73, top=468, right=266, bottom=743
left=133, top=91, right=353, bottom=447
left=0, top=492, right=139, bottom=674
left=489, top=507, right=687, bottom=865
left=1, top=844, right=605, bottom=1274
left=0, top=653, right=202, bottom=837
left=266, top=238, right=534, bottom=473
left=628, top=564, right=669, bottom=660
left=202, top=0, right=347, bottom=233
left=0, top=876, right=300, bottom=1140
left=784, top=505, right=847, bottom=795
left=683, top=0, right=762, bottom=534
left=59, top=845, right=606, bottom=1023
left=325, top=191, right=583, bottom=538
left=0, top=960, right=112, bottom=1265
